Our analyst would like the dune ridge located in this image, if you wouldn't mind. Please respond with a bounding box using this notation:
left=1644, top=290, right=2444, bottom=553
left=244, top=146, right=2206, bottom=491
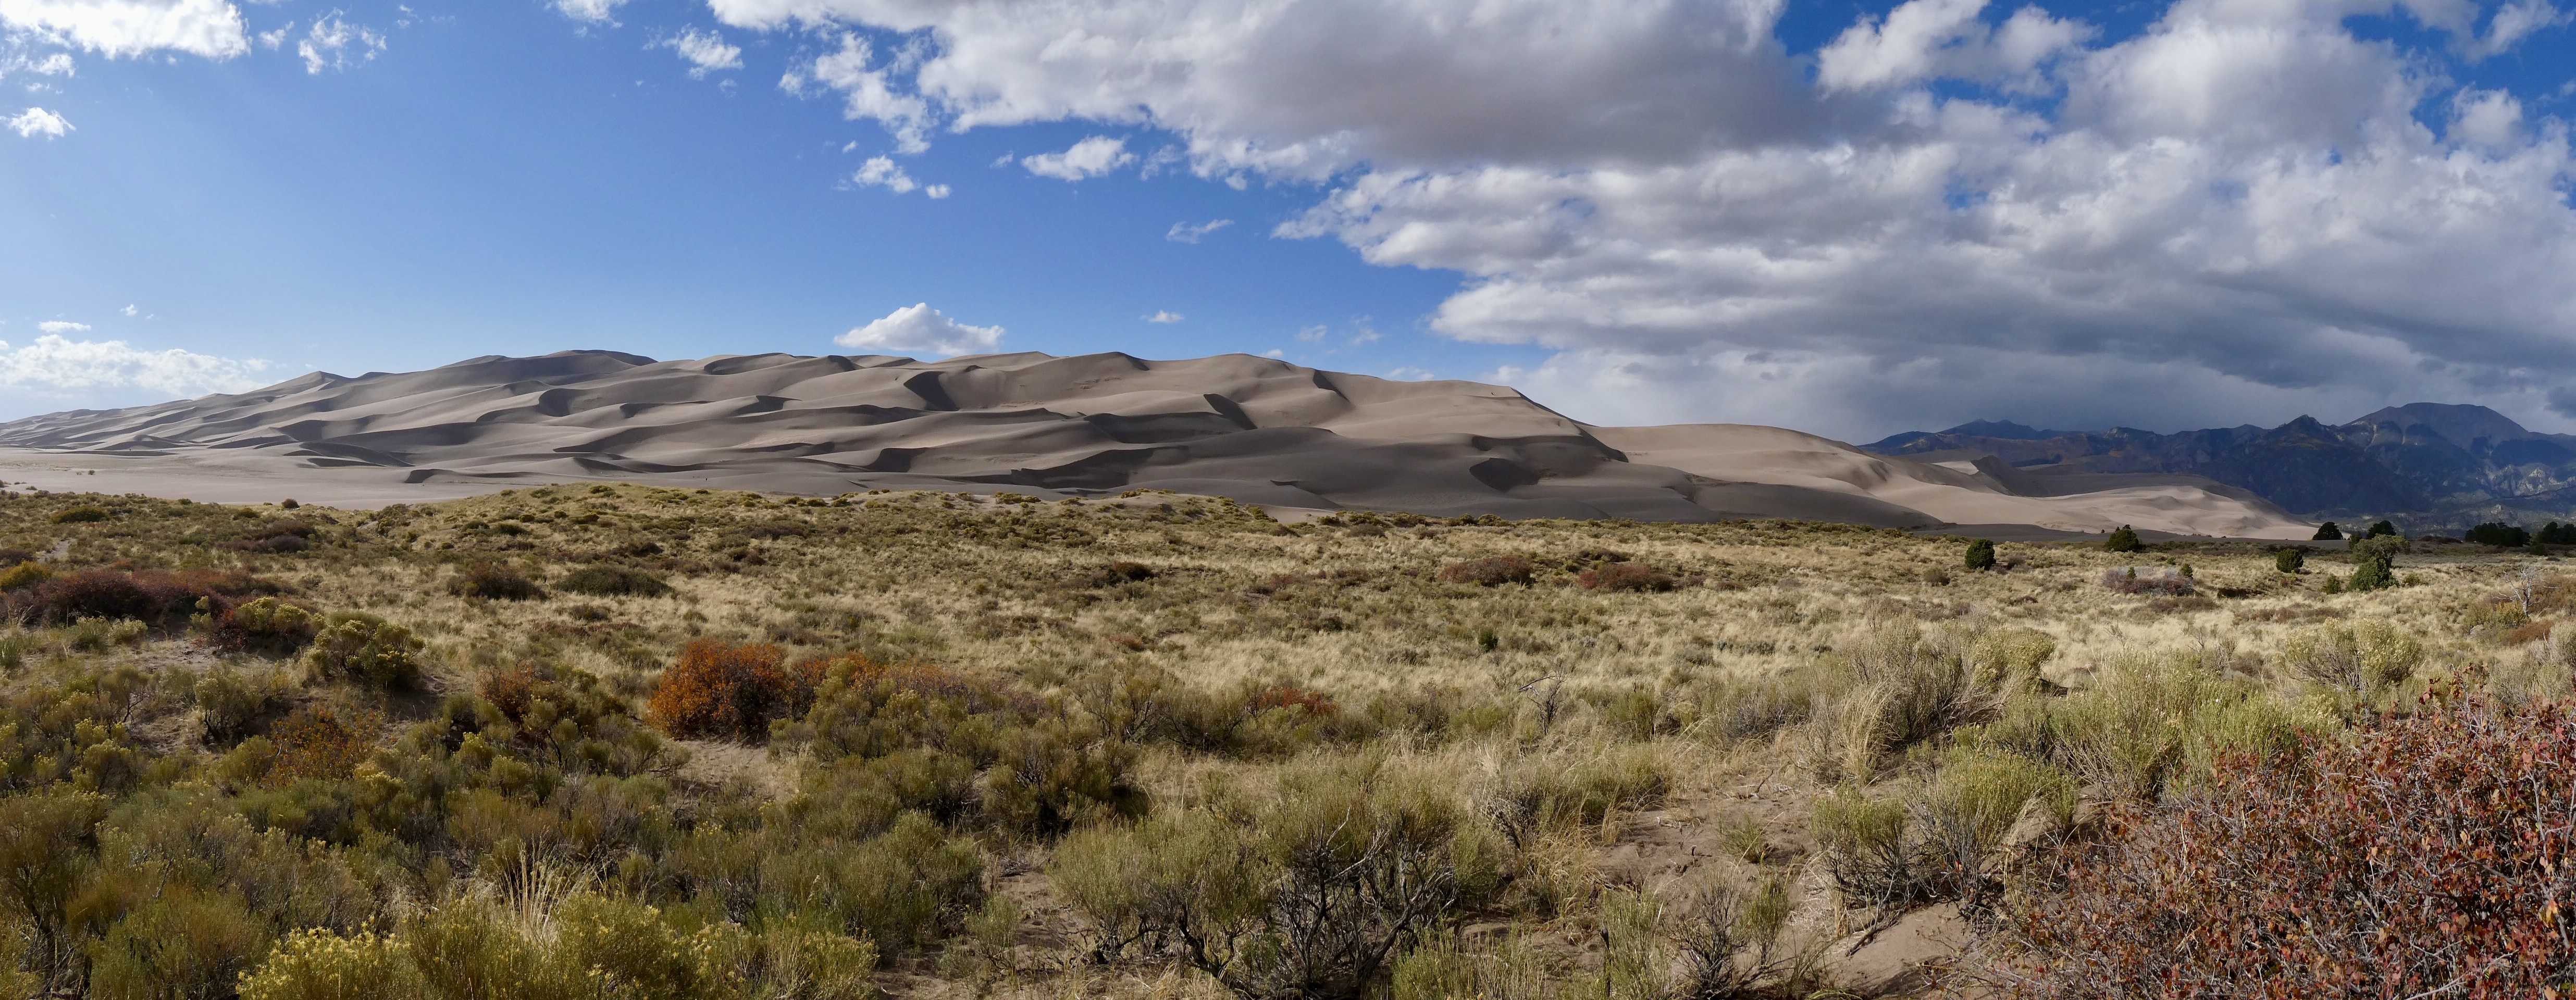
left=0, top=349, right=2311, bottom=536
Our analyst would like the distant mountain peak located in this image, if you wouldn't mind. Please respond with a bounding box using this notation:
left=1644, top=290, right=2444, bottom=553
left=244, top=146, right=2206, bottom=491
left=1938, top=419, right=2078, bottom=441
left=2349, top=403, right=2530, bottom=445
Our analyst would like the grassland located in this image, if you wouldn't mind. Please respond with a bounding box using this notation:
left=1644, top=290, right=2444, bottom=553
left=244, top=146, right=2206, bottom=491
left=0, top=483, right=2561, bottom=999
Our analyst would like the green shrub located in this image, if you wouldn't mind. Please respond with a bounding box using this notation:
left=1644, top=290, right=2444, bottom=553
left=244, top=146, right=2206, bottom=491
left=2467, top=521, right=2529, bottom=547
left=2347, top=535, right=2404, bottom=592
left=2282, top=619, right=2422, bottom=708
left=2274, top=548, right=2303, bottom=573
left=555, top=565, right=673, bottom=598
left=88, top=883, right=274, bottom=1000
left=0, top=560, right=48, bottom=592
left=212, top=596, right=322, bottom=656
left=2102, top=526, right=2142, bottom=553
left=1963, top=539, right=1996, bottom=571
left=193, top=666, right=294, bottom=745
left=237, top=930, right=425, bottom=1000
left=302, top=613, right=425, bottom=689
left=51, top=506, right=108, bottom=524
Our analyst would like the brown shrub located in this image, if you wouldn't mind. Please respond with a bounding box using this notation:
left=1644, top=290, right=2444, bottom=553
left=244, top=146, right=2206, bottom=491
left=1989, top=688, right=2576, bottom=997
left=451, top=561, right=543, bottom=601
left=1439, top=556, right=1535, bottom=586
left=2100, top=567, right=2193, bottom=596
left=1579, top=563, right=1676, bottom=592
left=3, top=568, right=278, bottom=627
left=2504, top=619, right=2556, bottom=646
left=267, top=707, right=373, bottom=784
left=643, top=640, right=825, bottom=741
left=1247, top=684, right=1340, bottom=717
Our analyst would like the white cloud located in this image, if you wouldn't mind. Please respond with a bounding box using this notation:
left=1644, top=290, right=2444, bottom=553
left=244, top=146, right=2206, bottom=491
left=6, top=106, right=69, bottom=138
left=1817, top=0, right=2090, bottom=93
left=0, top=49, right=76, bottom=79
left=783, top=32, right=928, bottom=153
left=1261, top=348, right=1285, bottom=358
left=1166, top=218, right=1232, bottom=243
left=835, top=303, right=1004, bottom=357
left=119, top=304, right=134, bottom=316
left=1386, top=367, right=1435, bottom=381
left=660, top=26, right=740, bottom=78
left=1019, top=135, right=1133, bottom=181
left=1294, top=325, right=1326, bottom=343
left=0, top=0, right=249, bottom=59
left=1143, top=310, right=1183, bottom=323
left=2466, top=0, right=2569, bottom=58
left=552, top=0, right=626, bottom=24
left=36, top=320, right=87, bottom=333
left=0, top=334, right=270, bottom=396
left=924, top=183, right=950, bottom=198
left=296, top=11, right=382, bottom=74
left=851, top=155, right=925, bottom=193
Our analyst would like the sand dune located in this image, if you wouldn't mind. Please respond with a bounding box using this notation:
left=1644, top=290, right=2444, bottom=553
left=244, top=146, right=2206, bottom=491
left=0, top=350, right=2313, bottom=536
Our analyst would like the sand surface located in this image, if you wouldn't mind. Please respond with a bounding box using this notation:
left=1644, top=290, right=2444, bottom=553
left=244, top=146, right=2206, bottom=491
left=0, top=349, right=2314, bottom=536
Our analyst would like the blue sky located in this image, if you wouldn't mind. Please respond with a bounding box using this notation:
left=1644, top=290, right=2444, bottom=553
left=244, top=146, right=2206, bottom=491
left=2, top=0, right=2572, bottom=441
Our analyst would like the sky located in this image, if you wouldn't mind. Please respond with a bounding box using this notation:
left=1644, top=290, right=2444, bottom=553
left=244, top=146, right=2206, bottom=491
left=0, top=0, right=2571, bottom=443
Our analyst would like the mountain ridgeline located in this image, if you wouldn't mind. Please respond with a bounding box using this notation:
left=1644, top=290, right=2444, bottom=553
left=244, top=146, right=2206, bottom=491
left=1866, top=403, right=2576, bottom=528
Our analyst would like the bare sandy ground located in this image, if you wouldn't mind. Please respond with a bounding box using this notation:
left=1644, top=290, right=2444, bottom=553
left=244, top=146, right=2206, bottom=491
left=0, top=349, right=2316, bottom=536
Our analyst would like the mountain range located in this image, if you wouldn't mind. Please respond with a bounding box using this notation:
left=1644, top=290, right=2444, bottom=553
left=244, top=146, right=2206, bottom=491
left=1865, top=403, right=2576, bottom=528
left=0, top=350, right=2310, bottom=538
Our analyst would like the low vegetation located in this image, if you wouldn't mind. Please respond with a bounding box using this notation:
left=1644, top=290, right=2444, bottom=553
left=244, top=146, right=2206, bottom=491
left=0, top=484, right=2565, bottom=998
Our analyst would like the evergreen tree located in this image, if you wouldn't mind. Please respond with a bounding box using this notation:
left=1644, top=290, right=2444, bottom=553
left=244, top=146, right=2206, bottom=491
left=1964, top=538, right=1997, bottom=571
left=2367, top=520, right=2398, bottom=539
left=2104, top=526, right=2143, bottom=553
left=2275, top=548, right=2304, bottom=573
left=2313, top=521, right=2343, bottom=541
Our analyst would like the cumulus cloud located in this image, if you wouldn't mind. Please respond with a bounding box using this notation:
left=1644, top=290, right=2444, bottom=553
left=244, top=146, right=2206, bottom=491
left=836, top=304, right=1004, bottom=357
left=660, top=26, right=740, bottom=77
left=851, top=155, right=942, bottom=194
left=553, top=0, right=627, bottom=24
left=1143, top=310, right=1183, bottom=323
left=783, top=32, right=929, bottom=153
left=296, top=11, right=382, bottom=74
left=1019, top=135, right=1132, bottom=180
left=36, top=320, right=87, bottom=333
left=6, top=106, right=69, bottom=138
left=0, top=0, right=249, bottom=59
left=1166, top=218, right=1232, bottom=243
left=0, top=334, right=270, bottom=396
left=2466, top=0, right=2569, bottom=58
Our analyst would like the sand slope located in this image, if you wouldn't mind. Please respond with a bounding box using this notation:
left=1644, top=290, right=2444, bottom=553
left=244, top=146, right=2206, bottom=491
left=0, top=350, right=2313, bottom=535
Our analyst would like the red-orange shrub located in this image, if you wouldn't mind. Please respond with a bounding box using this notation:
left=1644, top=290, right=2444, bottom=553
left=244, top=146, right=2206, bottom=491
left=645, top=640, right=824, bottom=741
left=1991, top=689, right=2576, bottom=998
left=1440, top=556, right=1535, bottom=586
left=1247, top=684, right=1340, bottom=717
left=268, top=707, right=371, bottom=783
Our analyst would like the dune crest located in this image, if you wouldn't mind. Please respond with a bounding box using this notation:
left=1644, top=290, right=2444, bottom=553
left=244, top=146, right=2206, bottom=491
left=0, top=349, right=2312, bottom=535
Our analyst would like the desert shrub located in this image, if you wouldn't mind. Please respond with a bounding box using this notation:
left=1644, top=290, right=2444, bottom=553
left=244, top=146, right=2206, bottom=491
left=777, top=654, right=1140, bottom=835
left=1964, top=627, right=2056, bottom=685
left=2101, top=526, right=2141, bottom=553
left=0, top=560, right=48, bottom=592
left=209, top=596, right=322, bottom=656
left=2273, top=547, right=2302, bottom=572
left=2281, top=619, right=2422, bottom=709
left=1053, top=758, right=1496, bottom=998
left=644, top=640, right=821, bottom=741
left=1579, top=563, right=1676, bottom=592
left=1992, top=692, right=2576, bottom=998
left=1963, top=539, right=1996, bottom=571
left=51, top=506, right=108, bottom=524
left=88, top=882, right=273, bottom=1000
left=2347, top=534, right=2403, bottom=591
left=2042, top=653, right=2330, bottom=800
left=1806, top=621, right=1995, bottom=781
left=555, top=565, right=672, bottom=598
left=0, top=789, right=109, bottom=985
left=302, top=613, right=426, bottom=689
left=267, top=707, right=374, bottom=783
left=193, top=666, right=295, bottom=745
left=451, top=562, right=543, bottom=601
left=2099, top=566, right=2191, bottom=596
left=237, top=929, right=425, bottom=1000
left=1664, top=879, right=1799, bottom=999
left=1471, top=745, right=1666, bottom=852
left=4, top=569, right=275, bottom=628
left=1439, top=556, right=1535, bottom=587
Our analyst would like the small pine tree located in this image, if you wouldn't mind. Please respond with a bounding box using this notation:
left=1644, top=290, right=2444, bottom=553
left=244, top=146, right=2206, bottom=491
left=1964, top=538, right=1997, bottom=571
left=2179, top=564, right=2195, bottom=579
left=2348, top=557, right=2394, bottom=591
left=2322, top=574, right=2346, bottom=594
left=2275, top=548, right=2305, bottom=573
left=2367, top=520, right=2398, bottom=539
left=2313, top=521, right=2343, bottom=541
left=2104, top=526, right=2143, bottom=553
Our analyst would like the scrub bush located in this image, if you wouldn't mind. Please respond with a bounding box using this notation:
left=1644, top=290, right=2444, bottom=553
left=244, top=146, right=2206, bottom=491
left=451, top=562, right=543, bottom=602
left=644, top=641, right=822, bottom=742
left=1964, top=539, right=1996, bottom=571
left=1992, top=691, right=2576, bottom=998
left=1438, top=556, right=1535, bottom=586
left=302, top=613, right=426, bottom=689
left=555, top=565, right=672, bottom=598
